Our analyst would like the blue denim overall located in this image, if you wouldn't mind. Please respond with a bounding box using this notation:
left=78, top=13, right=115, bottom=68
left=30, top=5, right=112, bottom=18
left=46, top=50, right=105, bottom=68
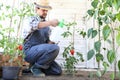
left=23, top=27, right=62, bottom=75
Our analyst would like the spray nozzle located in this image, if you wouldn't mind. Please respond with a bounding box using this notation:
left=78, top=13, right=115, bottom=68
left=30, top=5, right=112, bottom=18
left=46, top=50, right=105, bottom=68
left=58, top=19, right=64, bottom=28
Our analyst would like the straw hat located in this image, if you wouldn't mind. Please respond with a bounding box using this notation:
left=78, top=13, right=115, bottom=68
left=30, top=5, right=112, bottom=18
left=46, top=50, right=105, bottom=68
left=34, top=0, right=52, bottom=10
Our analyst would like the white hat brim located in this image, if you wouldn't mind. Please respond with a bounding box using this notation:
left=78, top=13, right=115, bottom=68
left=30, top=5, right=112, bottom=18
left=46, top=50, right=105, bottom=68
left=34, top=2, right=52, bottom=10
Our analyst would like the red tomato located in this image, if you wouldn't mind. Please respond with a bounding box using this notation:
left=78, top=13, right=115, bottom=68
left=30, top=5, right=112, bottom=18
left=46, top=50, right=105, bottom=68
left=18, top=45, right=23, bottom=51
left=70, top=49, right=74, bottom=55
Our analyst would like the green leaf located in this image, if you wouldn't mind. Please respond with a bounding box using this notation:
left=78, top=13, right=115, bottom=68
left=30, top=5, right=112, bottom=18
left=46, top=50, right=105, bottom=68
left=106, top=0, right=112, bottom=7
left=87, top=49, right=95, bottom=60
left=96, top=70, right=101, bottom=77
left=86, top=26, right=97, bottom=39
left=113, top=0, right=120, bottom=11
left=102, top=61, right=109, bottom=75
left=87, top=28, right=93, bottom=38
left=116, top=32, right=120, bottom=46
left=109, top=13, right=116, bottom=22
left=116, top=12, right=120, bottom=21
left=80, top=31, right=86, bottom=38
left=102, top=25, right=111, bottom=40
left=110, top=73, right=115, bottom=80
left=76, top=52, right=84, bottom=62
left=107, top=39, right=112, bottom=44
left=99, top=10, right=105, bottom=15
left=91, top=0, right=98, bottom=8
left=118, top=60, right=120, bottom=71
left=87, top=9, right=95, bottom=17
left=94, top=41, right=101, bottom=51
left=6, top=5, right=10, bottom=10
left=103, top=16, right=109, bottom=24
left=103, top=61, right=109, bottom=68
left=107, top=50, right=115, bottom=64
left=96, top=53, right=103, bottom=62
left=61, top=31, right=72, bottom=38
left=92, top=30, right=97, bottom=38
left=103, top=3, right=108, bottom=10
left=98, top=17, right=103, bottom=25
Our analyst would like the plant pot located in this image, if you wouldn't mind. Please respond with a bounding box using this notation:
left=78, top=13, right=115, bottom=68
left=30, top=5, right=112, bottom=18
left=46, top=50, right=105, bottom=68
left=0, top=67, right=2, bottom=78
left=2, top=54, right=10, bottom=62
left=0, top=54, right=2, bottom=78
left=2, top=66, right=21, bottom=80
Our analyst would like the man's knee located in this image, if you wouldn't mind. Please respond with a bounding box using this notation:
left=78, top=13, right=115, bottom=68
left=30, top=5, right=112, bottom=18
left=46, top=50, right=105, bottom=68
left=52, top=45, right=60, bottom=55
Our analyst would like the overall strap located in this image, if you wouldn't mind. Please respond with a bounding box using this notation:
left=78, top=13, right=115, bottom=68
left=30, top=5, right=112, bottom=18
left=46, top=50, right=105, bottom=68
left=23, top=28, right=34, bottom=44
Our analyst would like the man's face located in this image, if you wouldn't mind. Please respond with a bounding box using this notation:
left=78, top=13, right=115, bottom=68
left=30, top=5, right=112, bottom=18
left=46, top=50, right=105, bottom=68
left=36, top=7, right=48, bottom=18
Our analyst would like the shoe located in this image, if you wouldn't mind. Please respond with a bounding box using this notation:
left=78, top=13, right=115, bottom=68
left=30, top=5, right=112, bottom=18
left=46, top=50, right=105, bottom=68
left=30, top=65, right=45, bottom=77
left=22, top=68, right=32, bottom=75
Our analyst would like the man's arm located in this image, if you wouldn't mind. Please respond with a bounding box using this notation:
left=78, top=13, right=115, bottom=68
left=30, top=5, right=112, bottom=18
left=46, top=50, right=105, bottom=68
left=38, top=19, right=59, bottom=28
left=48, top=41, right=55, bottom=44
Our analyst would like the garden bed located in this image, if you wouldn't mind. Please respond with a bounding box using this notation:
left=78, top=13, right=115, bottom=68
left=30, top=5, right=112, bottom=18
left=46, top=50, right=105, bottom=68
left=19, top=69, right=119, bottom=80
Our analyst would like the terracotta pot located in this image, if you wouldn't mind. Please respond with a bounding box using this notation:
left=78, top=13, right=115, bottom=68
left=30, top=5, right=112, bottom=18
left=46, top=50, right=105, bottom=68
left=0, top=54, right=2, bottom=61
left=13, top=55, right=23, bottom=66
left=2, top=54, right=10, bottom=62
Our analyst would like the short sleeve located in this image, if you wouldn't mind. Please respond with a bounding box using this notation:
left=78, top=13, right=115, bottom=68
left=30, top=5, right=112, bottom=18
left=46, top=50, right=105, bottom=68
left=29, top=16, right=40, bottom=30
left=22, top=16, right=41, bottom=39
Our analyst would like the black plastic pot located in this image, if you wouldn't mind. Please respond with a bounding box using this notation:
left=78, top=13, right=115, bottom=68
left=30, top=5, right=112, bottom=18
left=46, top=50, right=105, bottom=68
left=2, top=66, right=20, bottom=80
left=0, top=66, right=2, bottom=78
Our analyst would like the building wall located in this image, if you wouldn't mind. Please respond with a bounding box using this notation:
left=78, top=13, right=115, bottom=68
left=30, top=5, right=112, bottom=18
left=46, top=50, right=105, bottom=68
left=48, top=0, right=93, bottom=69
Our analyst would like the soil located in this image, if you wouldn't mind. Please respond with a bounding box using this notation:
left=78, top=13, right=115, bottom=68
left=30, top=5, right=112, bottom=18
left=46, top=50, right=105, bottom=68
left=0, top=67, right=119, bottom=80
left=19, top=70, right=120, bottom=80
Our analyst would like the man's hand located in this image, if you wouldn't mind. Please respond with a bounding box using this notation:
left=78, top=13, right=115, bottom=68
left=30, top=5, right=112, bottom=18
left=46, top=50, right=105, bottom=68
left=50, top=19, right=59, bottom=27
left=38, top=19, right=59, bottom=28
left=48, top=41, right=55, bottom=44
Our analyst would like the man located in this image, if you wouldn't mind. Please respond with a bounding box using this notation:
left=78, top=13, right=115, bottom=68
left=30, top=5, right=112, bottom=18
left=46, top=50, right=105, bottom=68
left=22, top=0, right=62, bottom=77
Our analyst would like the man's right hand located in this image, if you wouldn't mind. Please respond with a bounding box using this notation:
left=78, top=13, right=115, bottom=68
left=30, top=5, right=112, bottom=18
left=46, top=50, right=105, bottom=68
left=50, top=19, right=59, bottom=27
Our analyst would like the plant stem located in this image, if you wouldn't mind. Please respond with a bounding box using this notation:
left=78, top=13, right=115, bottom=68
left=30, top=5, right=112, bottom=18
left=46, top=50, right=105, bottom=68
left=8, top=0, right=15, bottom=38
left=98, top=13, right=101, bottom=70
left=72, top=14, right=76, bottom=49
left=112, top=26, right=116, bottom=78
left=17, top=17, right=22, bottom=37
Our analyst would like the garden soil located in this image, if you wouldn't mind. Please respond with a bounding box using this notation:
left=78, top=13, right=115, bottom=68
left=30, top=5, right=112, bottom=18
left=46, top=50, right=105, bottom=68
left=19, top=70, right=119, bottom=80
